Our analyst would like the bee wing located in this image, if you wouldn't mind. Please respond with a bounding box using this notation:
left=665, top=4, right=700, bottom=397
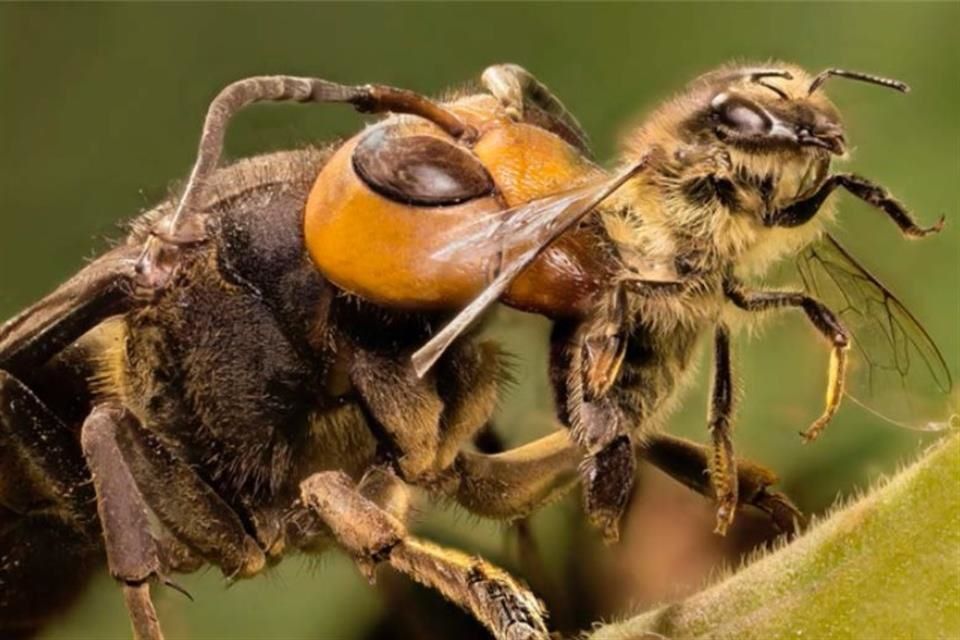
left=797, top=234, right=957, bottom=430
left=412, top=160, right=657, bottom=377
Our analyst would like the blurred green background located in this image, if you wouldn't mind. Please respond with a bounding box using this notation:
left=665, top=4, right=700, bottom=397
left=0, top=3, right=957, bottom=639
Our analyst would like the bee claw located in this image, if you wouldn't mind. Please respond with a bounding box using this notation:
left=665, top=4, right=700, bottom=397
left=801, top=420, right=827, bottom=443
left=599, top=518, right=621, bottom=545
left=355, top=557, right=378, bottom=585
left=928, top=215, right=947, bottom=234
left=907, top=214, right=945, bottom=237
left=754, top=489, right=806, bottom=536
left=713, top=498, right=737, bottom=536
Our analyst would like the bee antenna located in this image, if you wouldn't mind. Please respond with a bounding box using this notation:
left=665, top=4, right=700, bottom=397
left=750, top=71, right=794, bottom=99
left=808, top=69, right=910, bottom=96
left=746, top=69, right=793, bottom=82
left=726, top=68, right=793, bottom=99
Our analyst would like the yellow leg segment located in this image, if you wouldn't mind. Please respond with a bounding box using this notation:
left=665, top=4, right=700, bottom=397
left=802, top=345, right=848, bottom=442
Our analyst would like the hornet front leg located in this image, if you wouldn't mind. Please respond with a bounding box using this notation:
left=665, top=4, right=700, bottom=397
left=138, top=74, right=477, bottom=283
left=297, top=468, right=549, bottom=640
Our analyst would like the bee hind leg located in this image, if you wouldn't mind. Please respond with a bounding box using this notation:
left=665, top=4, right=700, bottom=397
left=579, top=432, right=637, bottom=543
left=708, top=325, right=738, bottom=535
left=298, top=468, right=549, bottom=640
left=553, top=313, right=637, bottom=544
left=640, top=433, right=804, bottom=536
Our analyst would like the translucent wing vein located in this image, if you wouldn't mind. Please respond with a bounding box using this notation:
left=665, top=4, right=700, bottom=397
left=797, top=234, right=955, bottom=430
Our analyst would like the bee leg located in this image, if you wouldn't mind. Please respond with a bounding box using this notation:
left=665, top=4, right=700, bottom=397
left=766, top=173, right=944, bottom=237
left=708, top=325, right=738, bottom=536
left=578, top=432, right=636, bottom=543
left=803, top=345, right=848, bottom=442
left=79, top=404, right=165, bottom=640
left=724, top=280, right=850, bottom=442
left=480, top=64, right=591, bottom=155
left=555, top=308, right=635, bottom=543
left=639, top=434, right=804, bottom=536
left=299, top=469, right=549, bottom=640
left=349, top=344, right=443, bottom=481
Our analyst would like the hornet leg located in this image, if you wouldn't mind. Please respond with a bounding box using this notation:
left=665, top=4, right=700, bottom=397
left=298, top=468, right=549, bottom=640
left=80, top=404, right=165, bottom=640
left=449, top=429, right=802, bottom=536
left=138, top=74, right=476, bottom=279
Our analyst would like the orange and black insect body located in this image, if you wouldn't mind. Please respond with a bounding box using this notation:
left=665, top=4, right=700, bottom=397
left=0, top=63, right=951, bottom=640
left=303, top=91, right=613, bottom=317
left=0, top=70, right=661, bottom=640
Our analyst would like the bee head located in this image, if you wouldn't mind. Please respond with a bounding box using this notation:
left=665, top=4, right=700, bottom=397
left=691, top=64, right=907, bottom=158
left=612, top=63, right=913, bottom=270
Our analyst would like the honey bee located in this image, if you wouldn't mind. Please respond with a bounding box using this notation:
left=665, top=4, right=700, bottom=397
left=0, top=62, right=953, bottom=640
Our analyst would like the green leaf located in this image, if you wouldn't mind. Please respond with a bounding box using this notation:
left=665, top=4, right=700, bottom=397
left=590, top=434, right=960, bottom=640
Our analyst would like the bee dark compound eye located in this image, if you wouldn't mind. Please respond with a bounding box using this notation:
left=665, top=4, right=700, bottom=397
left=711, top=93, right=772, bottom=135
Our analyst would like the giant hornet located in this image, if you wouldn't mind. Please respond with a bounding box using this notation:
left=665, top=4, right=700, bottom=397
left=0, top=62, right=953, bottom=639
